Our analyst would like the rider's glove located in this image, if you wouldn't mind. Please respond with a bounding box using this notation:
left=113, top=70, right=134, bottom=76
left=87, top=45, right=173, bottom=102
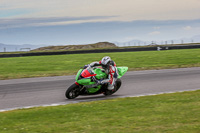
left=83, top=64, right=89, bottom=69
left=97, top=80, right=104, bottom=85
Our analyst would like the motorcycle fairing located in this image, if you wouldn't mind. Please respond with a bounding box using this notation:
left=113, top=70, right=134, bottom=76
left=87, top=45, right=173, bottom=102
left=75, top=67, right=128, bottom=94
left=81, top=69, right=97, bottom=78
left=117, top=67, right=128, bottom=78
left=93, top=68, right=107, bottom=79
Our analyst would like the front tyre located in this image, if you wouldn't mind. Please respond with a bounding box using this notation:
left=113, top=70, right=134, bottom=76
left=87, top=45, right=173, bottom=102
left=65, top=83, right=80, bottom=99
left=104, top=78, right=122, bottom=96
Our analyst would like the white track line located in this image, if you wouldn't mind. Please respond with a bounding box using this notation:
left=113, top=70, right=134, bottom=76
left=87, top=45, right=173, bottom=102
left=0, top=88, right=199, bottom=112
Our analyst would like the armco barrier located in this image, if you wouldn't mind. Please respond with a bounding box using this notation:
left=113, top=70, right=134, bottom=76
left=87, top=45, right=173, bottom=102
left=0, top=44, right=200, bottom=58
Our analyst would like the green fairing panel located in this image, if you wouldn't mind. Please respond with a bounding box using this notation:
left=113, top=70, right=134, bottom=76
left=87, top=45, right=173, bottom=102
left=93, top=68, right=107, bottom=79
left=77, top=78, right=100, bottom=93
left=117, top=67, right=128, bottom=78
left=87, top=85, right=101, bottom=93
left=77, top=78, right=94, bottom=85
left=75, top=69, right=83, bottom=81
left=76, top=69, right=93, bottom=85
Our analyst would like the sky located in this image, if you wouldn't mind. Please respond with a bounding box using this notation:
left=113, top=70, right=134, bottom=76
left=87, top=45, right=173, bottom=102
left=0, top=0, right=200, bottom=45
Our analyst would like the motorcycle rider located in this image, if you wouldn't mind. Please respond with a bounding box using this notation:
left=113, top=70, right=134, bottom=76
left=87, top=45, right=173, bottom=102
left=85, top=56, right=118, bottom=90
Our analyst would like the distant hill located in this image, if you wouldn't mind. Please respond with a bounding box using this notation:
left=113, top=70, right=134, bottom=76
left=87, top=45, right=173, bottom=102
left=1, top=34, right=199, bottom=52
left=32, top=42, right=117, bottom=51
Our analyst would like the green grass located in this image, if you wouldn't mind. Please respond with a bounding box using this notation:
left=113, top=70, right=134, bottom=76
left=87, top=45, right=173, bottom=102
left=0, top=90, right=200, bottom=133
left=0, top=49, right=200, bottom=79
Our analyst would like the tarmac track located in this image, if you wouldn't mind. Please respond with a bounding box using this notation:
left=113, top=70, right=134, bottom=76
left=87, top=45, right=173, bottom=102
left=0, top=67, right=200, bottom=112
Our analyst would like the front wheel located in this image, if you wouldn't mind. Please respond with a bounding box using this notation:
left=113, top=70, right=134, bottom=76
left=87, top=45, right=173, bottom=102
left=104, top=78, right=122, bottom=96
left=65, top=83, right=80, bottom=99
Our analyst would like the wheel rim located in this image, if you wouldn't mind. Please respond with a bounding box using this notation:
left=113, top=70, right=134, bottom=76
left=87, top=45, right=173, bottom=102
left=69, top=88, right=79, bottom=98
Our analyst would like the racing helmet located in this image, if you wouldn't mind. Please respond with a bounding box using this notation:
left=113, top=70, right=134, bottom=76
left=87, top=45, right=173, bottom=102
left=101, top=56, right=111, bottom=66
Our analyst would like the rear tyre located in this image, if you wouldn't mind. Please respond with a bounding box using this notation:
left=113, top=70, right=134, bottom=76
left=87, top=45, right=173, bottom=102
left=65, top=83, right=80, bottom=99
left=104, top=78, right=122, bottom=96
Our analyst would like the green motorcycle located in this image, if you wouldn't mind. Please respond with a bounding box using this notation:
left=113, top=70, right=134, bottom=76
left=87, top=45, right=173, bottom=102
left=65, top=66, right=128, bottom=99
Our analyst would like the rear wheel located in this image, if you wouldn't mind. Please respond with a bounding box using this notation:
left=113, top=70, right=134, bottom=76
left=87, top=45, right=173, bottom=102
left=65, top=83, right=80, bottom=99
left=104, top=79, right=122, bottom=96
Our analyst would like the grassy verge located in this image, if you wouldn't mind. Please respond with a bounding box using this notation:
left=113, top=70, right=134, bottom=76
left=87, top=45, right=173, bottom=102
left=0, top=48, right=200, bottom=80
left=0, top=90, right=200, bottom=133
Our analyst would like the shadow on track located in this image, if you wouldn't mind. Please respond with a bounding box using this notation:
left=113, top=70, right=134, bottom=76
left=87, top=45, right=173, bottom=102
left=65, top=94, right=122, bottom=101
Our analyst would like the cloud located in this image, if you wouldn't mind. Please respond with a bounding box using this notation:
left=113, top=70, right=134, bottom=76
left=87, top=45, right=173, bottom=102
left=0, top=18, right=200, bottom=45
left=148, top=31, right=161, bottom=35
left=183, top=26, right=192, bottom=30
left=0, top=16, right=116, bottom=29
left=1, top=0, right=200, bottom=21
left=0, top=8, right=35, bottom=18
left=153, top=27, right=160, bottom=30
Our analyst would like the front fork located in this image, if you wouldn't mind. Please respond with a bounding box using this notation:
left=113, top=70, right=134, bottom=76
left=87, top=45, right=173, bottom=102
left=75, top=81, right=87, bottom=93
